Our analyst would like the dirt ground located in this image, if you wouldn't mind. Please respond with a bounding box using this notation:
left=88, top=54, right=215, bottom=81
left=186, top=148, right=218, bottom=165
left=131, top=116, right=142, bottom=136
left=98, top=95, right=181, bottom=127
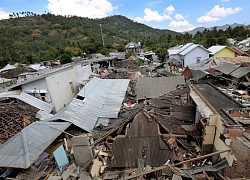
left=225, top=127, right=250, bottom=179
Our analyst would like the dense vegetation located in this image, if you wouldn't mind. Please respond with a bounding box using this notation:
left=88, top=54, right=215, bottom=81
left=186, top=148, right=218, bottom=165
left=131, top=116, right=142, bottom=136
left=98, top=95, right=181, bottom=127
left=0, top=13, right=249, bottom=67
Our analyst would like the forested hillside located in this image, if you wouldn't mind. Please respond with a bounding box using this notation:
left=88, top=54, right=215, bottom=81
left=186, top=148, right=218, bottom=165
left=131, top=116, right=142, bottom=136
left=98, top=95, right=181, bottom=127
left=0, top=13, right=178, bottom=67
left=0, top=13, right=249, bottom=67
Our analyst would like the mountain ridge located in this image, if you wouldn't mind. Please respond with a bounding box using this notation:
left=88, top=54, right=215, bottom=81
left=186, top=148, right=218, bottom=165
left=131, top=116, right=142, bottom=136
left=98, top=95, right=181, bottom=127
left=186, top=23, right=245, bottom=35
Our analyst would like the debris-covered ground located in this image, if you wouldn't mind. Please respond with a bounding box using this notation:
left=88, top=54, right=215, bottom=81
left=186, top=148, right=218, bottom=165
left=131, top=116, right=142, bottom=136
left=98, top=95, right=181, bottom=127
left=0, top=59, right=250, bottom=180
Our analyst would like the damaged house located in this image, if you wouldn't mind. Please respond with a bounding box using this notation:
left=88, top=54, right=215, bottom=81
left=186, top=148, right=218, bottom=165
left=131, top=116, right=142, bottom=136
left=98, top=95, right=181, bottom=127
left=3, top=64, right=92, bottom=112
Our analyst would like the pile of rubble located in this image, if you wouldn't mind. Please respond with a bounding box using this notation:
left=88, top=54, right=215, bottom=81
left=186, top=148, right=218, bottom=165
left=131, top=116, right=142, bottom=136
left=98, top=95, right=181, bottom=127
left=0, top=99, right=38, bottom=144
left=116, top=60, right=139, bottom=71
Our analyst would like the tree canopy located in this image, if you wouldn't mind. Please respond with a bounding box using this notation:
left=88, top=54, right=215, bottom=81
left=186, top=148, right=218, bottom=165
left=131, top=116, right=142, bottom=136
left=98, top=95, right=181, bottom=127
left=0, top=13, right=249, bottom=67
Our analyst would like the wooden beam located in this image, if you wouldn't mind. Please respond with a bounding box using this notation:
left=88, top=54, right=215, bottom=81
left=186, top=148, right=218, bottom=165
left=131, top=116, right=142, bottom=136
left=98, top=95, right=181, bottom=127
left=125, top=149, right=231, bottom=180
left=174, top=149, right=231, bottom=167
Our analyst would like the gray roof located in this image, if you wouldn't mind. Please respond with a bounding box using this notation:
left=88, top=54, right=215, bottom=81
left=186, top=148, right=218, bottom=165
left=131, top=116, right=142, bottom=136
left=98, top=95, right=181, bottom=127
left=214, top=62, right=241, bottom=75
left=188, top=57, right=222, bottom=71
left=135, top=76, right=185, bottom=99
left=0, top=121, right=71, bottom=168
left=47, top=77, right=130, bottom=132
left=0, top=90, right=54, bottom=113
left=229, top=67, right=250, bottom=78
left=189, top=69, right=209, bottom=81
left=179, top=44, right=210, bottom=56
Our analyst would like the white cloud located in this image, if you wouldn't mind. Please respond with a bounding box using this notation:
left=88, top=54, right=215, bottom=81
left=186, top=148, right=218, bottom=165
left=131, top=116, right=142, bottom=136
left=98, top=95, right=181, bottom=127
left=197, top=5, right=243, bottom=23
left=197, top=15, right=220, bottom=23
left=134, top=8, right=171, bottom=22
left=165, top=5, right=175, bottom=15
left=168, top=20, right=195, bottom=32
left=47, top=0, right=117, bottom=18
left=207, top=5, right=242, bottom=18
left=175, top=13, right=185, bottom=20
left=0, top=8, right=10, bottom=20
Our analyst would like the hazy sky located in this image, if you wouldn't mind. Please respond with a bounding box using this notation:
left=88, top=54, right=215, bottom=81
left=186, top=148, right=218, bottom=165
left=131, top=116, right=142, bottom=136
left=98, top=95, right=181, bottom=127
left=0, top=0, right=249, bottom=32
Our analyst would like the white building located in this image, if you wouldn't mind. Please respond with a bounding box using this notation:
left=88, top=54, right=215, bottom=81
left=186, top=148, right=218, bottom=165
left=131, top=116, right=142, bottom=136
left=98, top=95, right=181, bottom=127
left=168, top=43, right=210, bottom=67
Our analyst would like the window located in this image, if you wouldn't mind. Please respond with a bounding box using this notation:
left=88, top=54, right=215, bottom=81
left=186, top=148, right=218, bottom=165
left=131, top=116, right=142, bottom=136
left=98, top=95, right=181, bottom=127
left=196, top=57, right=201, bottom=63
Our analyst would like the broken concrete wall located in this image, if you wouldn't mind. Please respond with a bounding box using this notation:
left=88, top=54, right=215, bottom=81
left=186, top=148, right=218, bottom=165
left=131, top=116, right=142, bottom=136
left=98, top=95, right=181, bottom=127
left=201, top=114, right=218, bottom=155
left=22, top=78, right=53, bottom=103
left=72, top=135, right=93, bottom=167
left=213, top=116, right=236, bottom=166
left=46, top=68, right=78, bottom=112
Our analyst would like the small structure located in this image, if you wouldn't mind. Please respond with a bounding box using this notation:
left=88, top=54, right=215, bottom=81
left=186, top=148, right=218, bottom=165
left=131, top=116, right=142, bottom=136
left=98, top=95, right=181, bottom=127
left=109, top=52, right=126, bottom=60
left=208, top=45, right=235, bottom=58
left=125, top=42, right=141, bottom=54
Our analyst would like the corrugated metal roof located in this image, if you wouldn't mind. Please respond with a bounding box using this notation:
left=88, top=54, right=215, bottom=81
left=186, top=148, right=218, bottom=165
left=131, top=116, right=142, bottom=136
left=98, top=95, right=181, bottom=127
left=0, top=121, right=71, bottom=168
left=178, top=43, right=193, bottom=53
left=229, top=67, right=250, bottom=78
left=208, top=46, right=227, bottom=55
left=179, top=44, right=198, bottom=55
left=47, top=77, right=129, bottom=132
left=0, top=90, right=53, bottom=113
left=179, top=44, right=210, bottom=56
left=168, top=49, right=180, bottom=55
left=135, top=76, right=185, bottom=99
left=190, top=69, right=208, bottom=81
left=214, top=62, right=241, bottom=75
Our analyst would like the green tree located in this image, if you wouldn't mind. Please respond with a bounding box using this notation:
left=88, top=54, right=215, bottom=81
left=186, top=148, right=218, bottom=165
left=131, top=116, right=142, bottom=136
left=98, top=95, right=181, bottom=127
left=58, top=54, right=71, bottom=64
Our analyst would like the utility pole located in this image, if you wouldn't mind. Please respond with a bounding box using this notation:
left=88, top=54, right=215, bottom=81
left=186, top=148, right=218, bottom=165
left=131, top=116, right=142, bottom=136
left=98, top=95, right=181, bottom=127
left=99, top=24, right=105, bottom=47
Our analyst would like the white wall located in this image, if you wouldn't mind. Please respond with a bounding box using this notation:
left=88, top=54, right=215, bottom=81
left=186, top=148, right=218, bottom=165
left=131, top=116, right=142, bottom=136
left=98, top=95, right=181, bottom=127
left=21, top=78, right=53, bottom=106
left=169, top=54, right=181, bottom=61
left=184, top=47, right=209, bottom=67
left=22, top=78, right=47, bottom=91
left=73, top=64, right=92, bottom=83
left=46, top=68, right=78, bottom=112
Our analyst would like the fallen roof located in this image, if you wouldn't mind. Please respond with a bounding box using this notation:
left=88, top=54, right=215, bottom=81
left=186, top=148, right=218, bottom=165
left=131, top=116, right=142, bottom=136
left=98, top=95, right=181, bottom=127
left=135, top=76, right=185, bottom=100
left=47, top=77, right=130, bottom=132
left=214, top=62, right=241, bottom=75
left=0, top=64, right=16, bottom=73
left=0, top=90, right=53, bottom=113
left=0, top=121, right=71, bottom=169
left=188, top=58, right=222, bottom=71
left=229, top=67, right=250, bottom=78
left=110, top=111, right=180, bottom=168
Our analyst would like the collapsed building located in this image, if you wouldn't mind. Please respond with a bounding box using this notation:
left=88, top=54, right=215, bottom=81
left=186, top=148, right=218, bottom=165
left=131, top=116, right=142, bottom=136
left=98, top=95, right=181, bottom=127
left=0, top=59, right=249, bottom=179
